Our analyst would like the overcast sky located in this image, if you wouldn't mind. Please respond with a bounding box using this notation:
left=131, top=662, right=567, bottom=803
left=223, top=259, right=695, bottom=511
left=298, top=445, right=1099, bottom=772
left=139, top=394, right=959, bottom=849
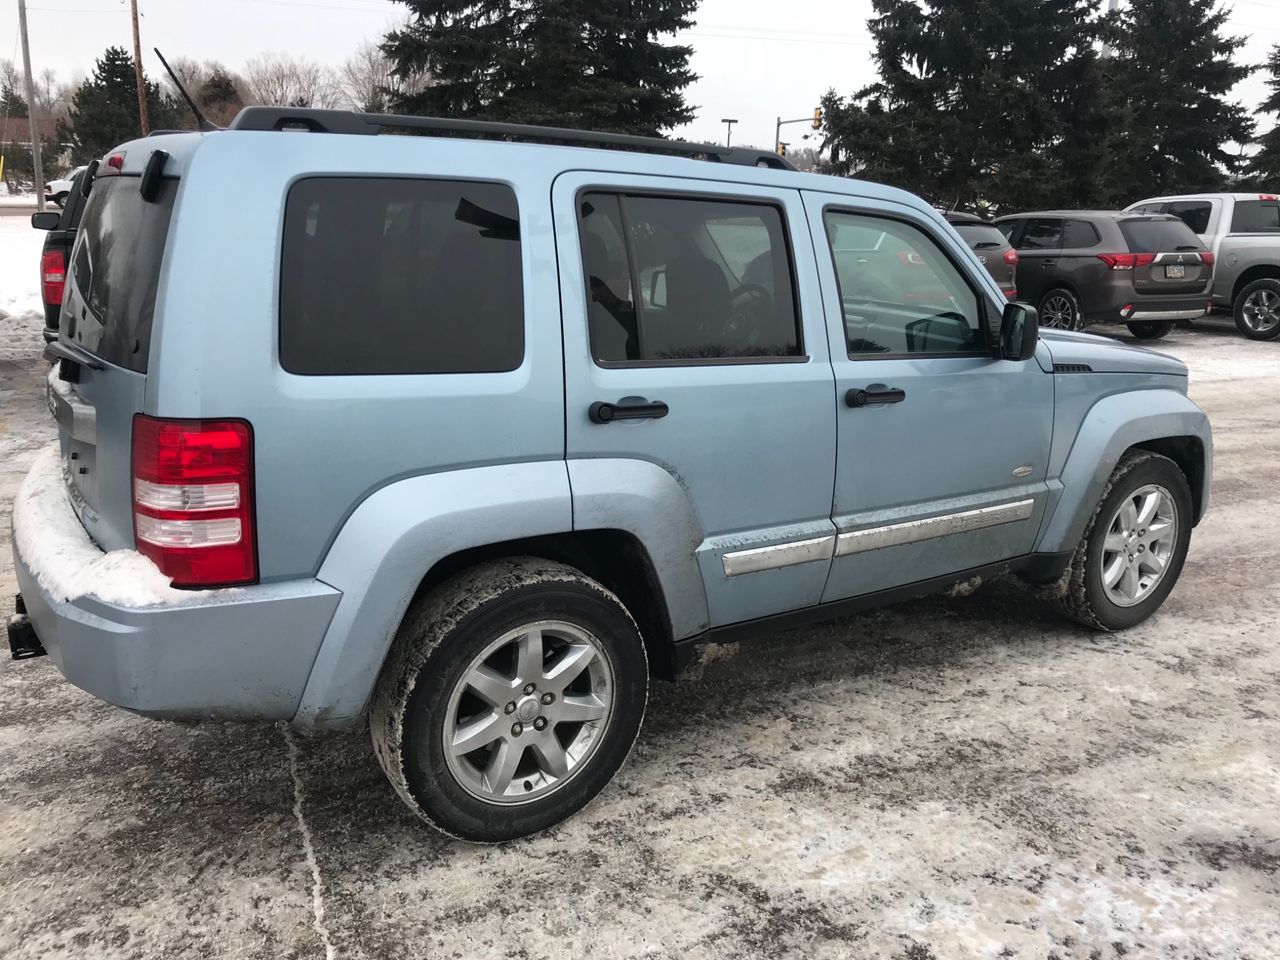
left=10, top=0, right=1279, bottom=149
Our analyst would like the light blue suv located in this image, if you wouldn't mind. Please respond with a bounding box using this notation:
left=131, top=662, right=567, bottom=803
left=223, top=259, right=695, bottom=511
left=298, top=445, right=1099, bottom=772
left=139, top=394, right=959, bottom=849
left=8, top=108, right=1212, bottom=841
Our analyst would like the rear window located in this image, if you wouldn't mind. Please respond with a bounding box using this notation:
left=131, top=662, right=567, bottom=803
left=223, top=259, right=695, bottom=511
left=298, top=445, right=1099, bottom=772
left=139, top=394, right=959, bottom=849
left=280, top=177, right=523, bottom=376
left=1167, top=200, right=1212, bottom=234
left=67, top=175, right=177, bottom=373
left=953, top=223, right=1006, bottom=249
left=1230, top=200, right=1280, bottom=234
left=1119, top=218, right=1203, bottom=253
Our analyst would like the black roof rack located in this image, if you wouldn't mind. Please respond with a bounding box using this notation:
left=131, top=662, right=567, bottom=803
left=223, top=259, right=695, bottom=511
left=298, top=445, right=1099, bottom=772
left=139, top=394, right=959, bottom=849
left=227, top=106, right=796, bottom=171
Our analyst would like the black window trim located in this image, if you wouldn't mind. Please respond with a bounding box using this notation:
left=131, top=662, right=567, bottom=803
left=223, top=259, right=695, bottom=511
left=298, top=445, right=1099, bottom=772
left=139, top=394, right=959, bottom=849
left=277, top=173, right=527, bottom=377
left=1014, top=216, right=1065, bottom=252
left=821, top=203, right=999, bottom=362
left=573, top=185, right=809, bottom=369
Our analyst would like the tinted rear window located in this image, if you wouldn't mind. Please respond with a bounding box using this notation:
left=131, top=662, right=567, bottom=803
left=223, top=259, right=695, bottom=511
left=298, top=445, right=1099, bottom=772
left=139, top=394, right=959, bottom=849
left=1167, top=200, right=1212, bottom=234
left=1063, top=219, right=1101, bottom=248
left=280, top=177, right=523, bottom=376
left=1119, top=218, right=1203, bottom=253
left=67, top=175, right=177, bottom=373
left=953, top=223, right=1007, bottom=248
left=1230, top=200, right=1280, bottom=234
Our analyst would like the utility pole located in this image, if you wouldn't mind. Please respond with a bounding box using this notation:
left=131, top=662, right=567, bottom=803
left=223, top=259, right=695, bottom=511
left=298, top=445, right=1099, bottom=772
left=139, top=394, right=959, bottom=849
left=130, top=0, right=150, bottom=135
left=720, top=118, right=738, bottom=148
left=1101, top=0, right=1120, bottom=58
left=16, top=0, right=46, bottom=212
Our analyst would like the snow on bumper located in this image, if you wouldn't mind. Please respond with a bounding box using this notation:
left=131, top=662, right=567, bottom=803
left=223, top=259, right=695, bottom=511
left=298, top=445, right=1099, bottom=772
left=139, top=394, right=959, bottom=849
left=11, top=445, right=343, bottom=720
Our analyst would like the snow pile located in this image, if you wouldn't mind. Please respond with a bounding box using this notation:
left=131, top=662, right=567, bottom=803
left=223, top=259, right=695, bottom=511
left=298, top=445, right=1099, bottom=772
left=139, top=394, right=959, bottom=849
left=12, top=444, right=200, bottom=608
left=0, top=216, right=46, bottom=358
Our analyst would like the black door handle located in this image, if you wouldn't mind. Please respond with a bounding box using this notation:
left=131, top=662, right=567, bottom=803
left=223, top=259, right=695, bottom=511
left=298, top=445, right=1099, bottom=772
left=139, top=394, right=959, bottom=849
left=589, top=398, right=670, bottom=424
left=846, top=384, right=906, bottom=407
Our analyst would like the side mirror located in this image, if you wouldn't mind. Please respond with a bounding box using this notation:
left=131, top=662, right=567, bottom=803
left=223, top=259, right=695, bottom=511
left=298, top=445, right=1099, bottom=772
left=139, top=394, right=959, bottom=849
left=1000, top=301, right=1039, bottom=361
left=31, top=211, right=60, bottom=231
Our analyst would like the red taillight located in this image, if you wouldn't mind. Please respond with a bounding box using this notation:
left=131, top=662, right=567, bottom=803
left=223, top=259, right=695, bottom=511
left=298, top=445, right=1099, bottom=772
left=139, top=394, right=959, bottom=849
left=40, top=249, right=66, bottom=306
left=1005, top=289, right=1017, bottom=300
left=1002, top=248, right=1019, bottom=265
left=1260, top=194, right=1277, bottom=201
left=99, top=152, right=125, bottom=177
left=1097, top=253, right=1156, bottom=270
left=1199, top=251, right=1215, bottom=266
left=131, top=415, right=257, bottom=587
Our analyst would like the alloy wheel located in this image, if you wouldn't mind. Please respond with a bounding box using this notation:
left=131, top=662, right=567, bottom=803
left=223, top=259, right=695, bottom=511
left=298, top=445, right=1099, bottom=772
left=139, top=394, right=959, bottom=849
left=1242, top=288, right=1280, bottom=335
left=442, top=620, right=614, bottom=805
left=1041, top=294, right=1077, bottom=330
left=1099, top=483, right=1178, bottom=608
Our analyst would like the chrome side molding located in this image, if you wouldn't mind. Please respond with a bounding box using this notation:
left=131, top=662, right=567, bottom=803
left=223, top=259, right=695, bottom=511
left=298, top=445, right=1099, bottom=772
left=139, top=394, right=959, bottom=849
left=835, top=499, right=1035, bottom=556
left=722, top=535, right=835, bottom=577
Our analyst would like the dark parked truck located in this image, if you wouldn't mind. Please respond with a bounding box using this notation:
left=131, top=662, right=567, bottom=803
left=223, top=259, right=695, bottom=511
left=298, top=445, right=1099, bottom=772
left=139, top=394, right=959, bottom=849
left=1127, top=193, right=1280, bottom=341
left=9, top=109, right=1212, bottom=841
left=30, top=166, right=92, bottom=341
left=994, top=211, right=1212, bottom=339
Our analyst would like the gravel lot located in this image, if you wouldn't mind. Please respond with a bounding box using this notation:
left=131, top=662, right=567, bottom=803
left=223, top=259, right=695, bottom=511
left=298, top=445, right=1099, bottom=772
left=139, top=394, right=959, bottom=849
left=1, top=319, right=1277, bottom=959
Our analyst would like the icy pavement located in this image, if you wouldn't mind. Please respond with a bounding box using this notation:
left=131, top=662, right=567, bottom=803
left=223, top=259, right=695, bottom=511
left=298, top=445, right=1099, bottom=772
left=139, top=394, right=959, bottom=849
left=0, top=321, right=1277, bottom=959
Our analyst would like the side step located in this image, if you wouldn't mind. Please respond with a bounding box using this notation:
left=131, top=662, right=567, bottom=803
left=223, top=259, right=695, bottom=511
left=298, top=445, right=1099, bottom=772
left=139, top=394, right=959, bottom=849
left=7, top=595, right=46, bottom=660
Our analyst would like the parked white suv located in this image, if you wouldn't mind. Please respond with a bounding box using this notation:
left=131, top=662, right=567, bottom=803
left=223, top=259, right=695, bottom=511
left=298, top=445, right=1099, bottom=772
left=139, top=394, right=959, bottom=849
left=1126, top=193, right=1280, bottom=340
left=43, top=165, right=87, bottom=208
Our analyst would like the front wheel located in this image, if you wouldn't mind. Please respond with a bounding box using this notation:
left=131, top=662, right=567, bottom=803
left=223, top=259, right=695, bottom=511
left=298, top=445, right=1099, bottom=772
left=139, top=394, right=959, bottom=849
left=370, top=557, right=648, bottom=842
left=1233, top=278, right=1280, bottom=340
left=1039, top=288, right=1083, bottom=331
left=52, top=192, right=68, bottom=208
left=1056, top=451, right=1192, bottom=631
left=1126, top=320, right=1175, bottom=340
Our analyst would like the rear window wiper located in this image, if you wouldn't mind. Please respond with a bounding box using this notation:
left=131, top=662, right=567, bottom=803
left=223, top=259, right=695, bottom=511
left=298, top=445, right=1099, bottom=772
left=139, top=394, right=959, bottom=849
left=973, top=241, right=1002, bottom=248
left=1175, top=245, right=1199, bottom=251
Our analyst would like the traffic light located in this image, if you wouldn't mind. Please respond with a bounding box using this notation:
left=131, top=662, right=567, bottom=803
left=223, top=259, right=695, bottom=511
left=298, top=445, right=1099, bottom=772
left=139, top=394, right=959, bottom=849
left=777, top=142, right=788, bottom=156
left=812, top=106, right=824, bottom=130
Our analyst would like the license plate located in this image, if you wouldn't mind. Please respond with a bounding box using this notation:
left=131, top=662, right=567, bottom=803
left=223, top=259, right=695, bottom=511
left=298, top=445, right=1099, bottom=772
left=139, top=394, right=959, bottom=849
left=1165, top=264, right=1185, bottom=279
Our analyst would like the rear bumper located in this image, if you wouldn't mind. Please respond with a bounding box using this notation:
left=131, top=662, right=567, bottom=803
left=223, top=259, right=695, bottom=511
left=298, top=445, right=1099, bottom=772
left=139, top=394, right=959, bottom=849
left=11, top=450, right=342, bottom=721
left=1087, top=293, right=1210, bottom=326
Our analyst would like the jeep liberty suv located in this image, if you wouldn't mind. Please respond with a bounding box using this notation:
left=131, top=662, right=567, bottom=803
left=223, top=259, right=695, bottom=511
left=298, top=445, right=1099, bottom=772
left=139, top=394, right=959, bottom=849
left=8, top=108, right=1212, bottom=842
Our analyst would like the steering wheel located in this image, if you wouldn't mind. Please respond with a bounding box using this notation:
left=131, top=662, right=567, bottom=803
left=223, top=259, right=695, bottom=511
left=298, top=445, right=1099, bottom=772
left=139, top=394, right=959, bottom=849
left=722, top=283, right=774, bottom=345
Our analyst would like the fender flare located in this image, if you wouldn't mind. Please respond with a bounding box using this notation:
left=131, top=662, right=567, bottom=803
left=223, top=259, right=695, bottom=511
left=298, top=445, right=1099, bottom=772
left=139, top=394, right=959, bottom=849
left=294, top=461, right=574, bottom=726
left=1035, top=389, right=1212, bottom=555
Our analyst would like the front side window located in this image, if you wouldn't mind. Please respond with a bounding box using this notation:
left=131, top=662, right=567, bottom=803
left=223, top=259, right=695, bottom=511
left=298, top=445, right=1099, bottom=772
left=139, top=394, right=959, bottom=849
left=1231, top=200, right=1280, bottom=234
left=1018, top=218, right=1063, bottom=250
left=578, top=192, right=801, bottom=363
left=823, top=210, right=984, bottom=357
left=280, top=177, right=523, bottom=375
left=1167, top=201, right=1212, bottom=234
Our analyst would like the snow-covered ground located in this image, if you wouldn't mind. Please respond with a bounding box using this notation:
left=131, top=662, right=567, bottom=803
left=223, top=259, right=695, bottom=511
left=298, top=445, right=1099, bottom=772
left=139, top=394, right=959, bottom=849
left=0, top=216, right=46, bottom=361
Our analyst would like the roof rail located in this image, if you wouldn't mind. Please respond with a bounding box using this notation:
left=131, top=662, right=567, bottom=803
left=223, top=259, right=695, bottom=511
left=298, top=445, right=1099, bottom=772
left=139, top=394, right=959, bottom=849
left=227, top=107, right=796, bottom=171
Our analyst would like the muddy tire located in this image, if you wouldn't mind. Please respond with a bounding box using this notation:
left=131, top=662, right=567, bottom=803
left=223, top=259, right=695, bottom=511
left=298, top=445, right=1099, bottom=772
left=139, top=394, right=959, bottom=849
left=1126, top=320, right=1175, bottom=340
left=1056, top=451, right=1193, bottom=631
left=370, top=557, right=648, bottom=842
left=1233, top=278, right=1280, bottom=341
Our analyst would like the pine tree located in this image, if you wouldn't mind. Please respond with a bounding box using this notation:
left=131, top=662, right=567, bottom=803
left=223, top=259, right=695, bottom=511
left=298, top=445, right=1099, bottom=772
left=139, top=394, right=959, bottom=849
left=383, top=0, right=698, bottom=135
left=199, top=66, right=244, bottom=126
left=1096, top=0, right=1253, bottom=205
left=821, top=0, right=1105, bottom=213
left=61, top=47, right=181, bottom=163
left=1, top=81, right=28, bottom=119
left=1248, top=44, right=1280, bottom=187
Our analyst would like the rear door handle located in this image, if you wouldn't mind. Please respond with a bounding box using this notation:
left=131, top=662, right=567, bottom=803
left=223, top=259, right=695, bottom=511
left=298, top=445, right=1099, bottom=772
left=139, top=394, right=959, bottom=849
left=1041, top=259, right=1057, bottom=267
left=589, top=398, right=669, bottom=423
left=846, top=384, right=906, bottom=407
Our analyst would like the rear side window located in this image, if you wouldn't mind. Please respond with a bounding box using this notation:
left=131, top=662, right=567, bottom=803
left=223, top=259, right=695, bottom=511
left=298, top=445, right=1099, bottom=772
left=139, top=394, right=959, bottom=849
left=1063, top=219, right=1101, bottom=248
left=1018, top=218, right=1062, bottom=250
left=67, top=175, right=177, bottom=373
left=577, top=192, right=801, bottom=364
left=1231, top=200, right=1280, bottom=234
left=280, top=178, right=523, bottom=375
left=953, top=223, right=1007, bottom=249
left=1167, top=201, right=1212, bottom=234
left=1119, top=218, right=1203, bottom=253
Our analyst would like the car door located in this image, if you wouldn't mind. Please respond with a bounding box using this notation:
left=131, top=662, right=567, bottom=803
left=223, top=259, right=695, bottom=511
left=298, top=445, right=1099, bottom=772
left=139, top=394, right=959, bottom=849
left=553, top=171, right=837, bottom=627
left=803, top=192, right=1054, bottom=603
left=1012, top=216, right=1064, bottom=307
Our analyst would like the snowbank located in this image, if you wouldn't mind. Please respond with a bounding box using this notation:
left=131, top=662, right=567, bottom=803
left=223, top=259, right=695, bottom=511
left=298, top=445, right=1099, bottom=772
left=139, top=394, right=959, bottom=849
left=0, top=216, right=46, bottom=358
left=12, top=444, right=204, bottom=608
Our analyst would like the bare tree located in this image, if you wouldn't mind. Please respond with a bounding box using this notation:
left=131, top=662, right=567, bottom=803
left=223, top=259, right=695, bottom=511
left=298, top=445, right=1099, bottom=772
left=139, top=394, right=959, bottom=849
left=243, top=53, right=343, bottom=109
left=339, top=37, right=427, bottom=113
left=161, top=56, right=208, bottom=104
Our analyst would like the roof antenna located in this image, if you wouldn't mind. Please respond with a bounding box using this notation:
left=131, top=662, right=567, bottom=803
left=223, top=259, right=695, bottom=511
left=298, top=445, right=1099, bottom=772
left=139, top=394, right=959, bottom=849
left=153, top=47, right=218, bottom=132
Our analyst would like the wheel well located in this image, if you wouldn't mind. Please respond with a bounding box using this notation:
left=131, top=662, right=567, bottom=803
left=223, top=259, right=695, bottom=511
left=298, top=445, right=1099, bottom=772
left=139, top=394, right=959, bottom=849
left=1231, top=264, right=1280, bottom=303
left=1130, top=436, right=1206, bottom=524
left=409, top=530, right=679, bottom=678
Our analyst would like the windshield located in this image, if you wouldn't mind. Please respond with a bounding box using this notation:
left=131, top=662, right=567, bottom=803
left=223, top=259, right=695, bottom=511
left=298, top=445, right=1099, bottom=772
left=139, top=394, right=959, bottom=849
left=1119, top=218, right=1203, bottom=253
left=67, top=176, right=177, bottom=373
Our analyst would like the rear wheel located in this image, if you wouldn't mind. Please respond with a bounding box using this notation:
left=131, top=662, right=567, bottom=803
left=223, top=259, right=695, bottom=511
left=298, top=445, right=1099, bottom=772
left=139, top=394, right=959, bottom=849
left=371, top=557, right=648, bottom=842
left=1056, top=451, right=1192, bottom=631
left=1126, top=320, right=1175, bottom=340
left=1039, top=288, right=1083, bottom=331
left=1233, top=278, right=1280, bottom=340
left=52, top=192, right=68, bottom=208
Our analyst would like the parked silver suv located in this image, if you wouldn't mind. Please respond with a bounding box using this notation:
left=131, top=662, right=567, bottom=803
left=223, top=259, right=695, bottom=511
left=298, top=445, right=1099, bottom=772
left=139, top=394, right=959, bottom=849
left=9, top=108, right=1212, bottom=841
